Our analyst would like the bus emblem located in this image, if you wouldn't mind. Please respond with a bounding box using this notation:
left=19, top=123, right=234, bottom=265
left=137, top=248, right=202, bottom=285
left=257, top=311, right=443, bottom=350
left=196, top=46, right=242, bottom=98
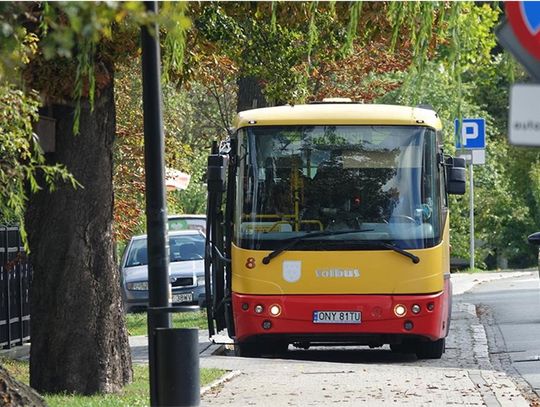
left=282, top=260, right=302, bottom=283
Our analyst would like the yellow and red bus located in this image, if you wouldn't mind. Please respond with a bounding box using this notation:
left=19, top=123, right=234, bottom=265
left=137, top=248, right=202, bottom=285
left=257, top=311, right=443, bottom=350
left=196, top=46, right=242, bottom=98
left=205, top=102, right=465, bottom=359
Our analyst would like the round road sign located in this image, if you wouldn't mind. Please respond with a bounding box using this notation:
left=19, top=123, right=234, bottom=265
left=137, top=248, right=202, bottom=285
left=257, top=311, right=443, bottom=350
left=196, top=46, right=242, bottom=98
left=506, top=1, right=540, bottom=60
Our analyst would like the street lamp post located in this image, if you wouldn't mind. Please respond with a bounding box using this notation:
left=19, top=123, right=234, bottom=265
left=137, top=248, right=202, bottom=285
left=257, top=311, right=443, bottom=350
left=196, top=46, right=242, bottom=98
left=141, top=4, right=200, bottom=405
left=141, top=1, right=171, bottom=405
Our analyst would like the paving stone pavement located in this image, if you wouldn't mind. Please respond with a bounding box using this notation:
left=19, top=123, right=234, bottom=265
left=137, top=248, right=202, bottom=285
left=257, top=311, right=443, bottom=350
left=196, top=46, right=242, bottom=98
left=200, top=273, right=537, bottom=406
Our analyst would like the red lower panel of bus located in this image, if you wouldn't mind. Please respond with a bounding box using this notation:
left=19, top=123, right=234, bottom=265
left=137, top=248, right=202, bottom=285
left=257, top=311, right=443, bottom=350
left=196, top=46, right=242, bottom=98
left=232, top=283, right=450, bottom=343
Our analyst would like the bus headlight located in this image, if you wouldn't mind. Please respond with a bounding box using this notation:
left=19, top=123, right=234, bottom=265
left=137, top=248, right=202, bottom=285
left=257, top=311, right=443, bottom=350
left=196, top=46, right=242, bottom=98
left=411, top=304, right=421, bottom=314
left=269, top=304, right=281, bottom=316
left=394, top=304, right=407, bottom=317
left=254, top=304, right=264, bottom=314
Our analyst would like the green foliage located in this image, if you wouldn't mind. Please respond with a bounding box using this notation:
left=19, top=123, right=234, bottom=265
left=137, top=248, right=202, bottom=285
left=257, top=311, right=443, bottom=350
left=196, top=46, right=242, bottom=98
left=168, top=154, right=208, bottom=216
left=3, top=2, right=189, bottom=134
left=115, top=60, right=230, bottom=241
left=341, top=1, right=362, bottom=55
left=161, top=2, right=191, bottom=83
left=1, top=358, right=225, bottom=406
left=0, top=85, right=78, bottom=238
left=193, top=2, right=347, bottom=103
left=377, top=2, right=540, bottom=269
left=0, top=3, right=39, bottom=82
left=386, top=64, right=536, bottom=268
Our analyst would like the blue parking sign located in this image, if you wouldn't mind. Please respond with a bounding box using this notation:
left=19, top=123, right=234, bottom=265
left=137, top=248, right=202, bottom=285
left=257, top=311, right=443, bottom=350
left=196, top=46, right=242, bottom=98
left=455, top=118, right=485, bottom=149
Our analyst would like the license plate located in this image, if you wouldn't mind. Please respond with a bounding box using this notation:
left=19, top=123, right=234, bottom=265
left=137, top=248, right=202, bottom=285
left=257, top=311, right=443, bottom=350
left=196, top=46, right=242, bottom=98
left=313, top=310, right=361, bottom=324
left=172, top=293, right=193, bottom=303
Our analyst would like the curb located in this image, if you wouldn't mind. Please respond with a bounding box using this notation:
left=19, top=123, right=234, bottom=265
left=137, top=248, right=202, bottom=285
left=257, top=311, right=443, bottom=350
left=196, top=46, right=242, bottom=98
left=200, top=342, right=226, bottom=357
left=457, top=301, right=529, bottom=406
left=200, top=370, right=242, bottom=396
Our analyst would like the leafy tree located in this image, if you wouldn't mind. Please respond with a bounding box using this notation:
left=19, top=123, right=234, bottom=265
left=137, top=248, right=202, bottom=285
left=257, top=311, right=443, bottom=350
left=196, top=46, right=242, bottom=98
left=114, top=59, right=228, bottom=242
left=380, top=3, right=540, bottom=269
left=0, top=85, right=76, bottom=231
left=1, top=1, right=190, bottom=395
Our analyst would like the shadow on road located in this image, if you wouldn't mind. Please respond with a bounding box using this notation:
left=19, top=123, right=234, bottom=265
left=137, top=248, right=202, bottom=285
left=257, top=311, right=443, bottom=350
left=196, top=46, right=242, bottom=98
left=222, top=346, right=419, bottom=364
left=281, top=347, right=418, bottom=364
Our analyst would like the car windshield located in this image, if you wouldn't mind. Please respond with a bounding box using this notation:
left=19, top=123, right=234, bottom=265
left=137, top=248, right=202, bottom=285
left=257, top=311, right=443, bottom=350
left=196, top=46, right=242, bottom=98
left=234, top=125, right=442, bottom=251
left=168, top=217, right=206, bottom=234
left=125, top=234, right=205, bottom=267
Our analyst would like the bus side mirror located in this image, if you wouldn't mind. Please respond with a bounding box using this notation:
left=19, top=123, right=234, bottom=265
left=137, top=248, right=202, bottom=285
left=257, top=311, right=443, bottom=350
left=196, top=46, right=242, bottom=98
left=446, top=156, right=466, bottom=195
left=528, top=232, right=540, bottom=245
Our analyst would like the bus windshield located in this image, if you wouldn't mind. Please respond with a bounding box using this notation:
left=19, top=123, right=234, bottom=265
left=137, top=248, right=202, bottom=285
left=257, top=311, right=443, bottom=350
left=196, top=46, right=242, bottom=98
left=235, top=125, right=442, bottom=251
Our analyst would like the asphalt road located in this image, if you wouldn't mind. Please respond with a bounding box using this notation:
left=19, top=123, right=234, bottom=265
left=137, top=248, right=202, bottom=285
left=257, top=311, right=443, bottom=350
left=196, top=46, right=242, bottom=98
left=461, top=272, right=540, bottom=395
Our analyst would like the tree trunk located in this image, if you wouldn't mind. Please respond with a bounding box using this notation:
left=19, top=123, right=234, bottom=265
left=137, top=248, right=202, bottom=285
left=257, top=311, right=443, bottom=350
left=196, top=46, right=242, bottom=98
left=236, top=76, right=269, bottom=112
left=25, top=80, right=133, bottom=394
left=0, top=366, right=46, bottom=406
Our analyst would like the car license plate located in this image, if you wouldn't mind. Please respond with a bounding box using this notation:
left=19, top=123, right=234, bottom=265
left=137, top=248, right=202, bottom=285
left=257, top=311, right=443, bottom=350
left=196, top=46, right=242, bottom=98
left=172, top=293, right=193, bottom=303
left=313, top=310, right=361, bottom=324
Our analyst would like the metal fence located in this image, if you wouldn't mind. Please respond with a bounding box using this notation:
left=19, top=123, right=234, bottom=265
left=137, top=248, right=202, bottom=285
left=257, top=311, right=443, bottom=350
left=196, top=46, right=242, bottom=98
left=0, top=226, right=31, bottom=349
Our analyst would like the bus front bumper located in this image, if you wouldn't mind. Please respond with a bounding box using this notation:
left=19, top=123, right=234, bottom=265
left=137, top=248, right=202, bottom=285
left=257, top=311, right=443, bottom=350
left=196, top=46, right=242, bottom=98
left=231, top=291, right=449, bottom=344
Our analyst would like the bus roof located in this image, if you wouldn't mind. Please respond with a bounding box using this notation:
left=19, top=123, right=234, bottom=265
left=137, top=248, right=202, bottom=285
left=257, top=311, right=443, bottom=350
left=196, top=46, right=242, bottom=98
left=234, top=104, right=442, bottom=130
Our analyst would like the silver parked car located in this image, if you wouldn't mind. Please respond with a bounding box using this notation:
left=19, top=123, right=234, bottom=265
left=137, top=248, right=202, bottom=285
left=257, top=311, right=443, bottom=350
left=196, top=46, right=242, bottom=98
left=120, top=230, right=206, bottom=313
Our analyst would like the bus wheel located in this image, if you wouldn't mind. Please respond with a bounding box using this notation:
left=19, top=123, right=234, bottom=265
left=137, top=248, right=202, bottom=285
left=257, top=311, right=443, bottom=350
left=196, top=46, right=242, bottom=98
left=235, top=342, right=260, bottom=357
left=263, top=341, right=288, bottom=356
left=390, top=340, right=415, bottom=354
left=390, top=344, right=410, bottom=354
left=415, top=338, right=445, bottom=359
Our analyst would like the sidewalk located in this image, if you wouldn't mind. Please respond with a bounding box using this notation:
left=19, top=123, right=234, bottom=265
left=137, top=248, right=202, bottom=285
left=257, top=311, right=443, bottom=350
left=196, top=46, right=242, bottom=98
left=451, top=269, right=533, bottom=295
left=200, top=271, right=537, bottom=406
left=0, top=328, right=223, bottom=363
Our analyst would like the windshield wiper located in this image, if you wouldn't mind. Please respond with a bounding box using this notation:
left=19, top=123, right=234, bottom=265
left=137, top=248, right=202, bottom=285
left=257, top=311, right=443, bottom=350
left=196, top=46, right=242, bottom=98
left=365, top=241, right=420, bottom=264
left=262, top=234, right=420, bottom=265
left=262, top=229, right=373, bottom=265
left=329, top=239, right=420, bottom=264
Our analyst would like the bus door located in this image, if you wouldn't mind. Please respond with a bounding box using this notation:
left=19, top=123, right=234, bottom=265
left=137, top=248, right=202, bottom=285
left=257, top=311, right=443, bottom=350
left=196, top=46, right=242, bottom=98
left=205, top=141, right=235, bottom=337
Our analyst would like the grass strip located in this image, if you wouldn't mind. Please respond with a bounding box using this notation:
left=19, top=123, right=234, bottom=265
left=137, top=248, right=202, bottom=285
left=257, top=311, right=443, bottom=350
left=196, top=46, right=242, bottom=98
left=2, top=358, right=224, bottom=407
left=125, top=310, right=208, bottom=336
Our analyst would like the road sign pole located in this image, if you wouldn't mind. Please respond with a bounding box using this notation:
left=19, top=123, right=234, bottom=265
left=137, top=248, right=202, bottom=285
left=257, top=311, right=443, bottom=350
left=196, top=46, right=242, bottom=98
left=469, top=163, right=475, bottom=271
left=455, top=118, right=484, bottom=271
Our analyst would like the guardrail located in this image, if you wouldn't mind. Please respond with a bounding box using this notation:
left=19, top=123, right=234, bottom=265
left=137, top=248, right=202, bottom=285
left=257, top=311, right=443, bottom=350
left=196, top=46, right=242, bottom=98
left=0, top=226, right=31, bottom=349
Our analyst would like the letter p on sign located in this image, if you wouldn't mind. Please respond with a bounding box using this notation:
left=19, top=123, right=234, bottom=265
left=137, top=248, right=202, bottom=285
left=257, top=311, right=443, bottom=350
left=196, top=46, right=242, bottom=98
left=455, top=118, right=486, bottom=149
